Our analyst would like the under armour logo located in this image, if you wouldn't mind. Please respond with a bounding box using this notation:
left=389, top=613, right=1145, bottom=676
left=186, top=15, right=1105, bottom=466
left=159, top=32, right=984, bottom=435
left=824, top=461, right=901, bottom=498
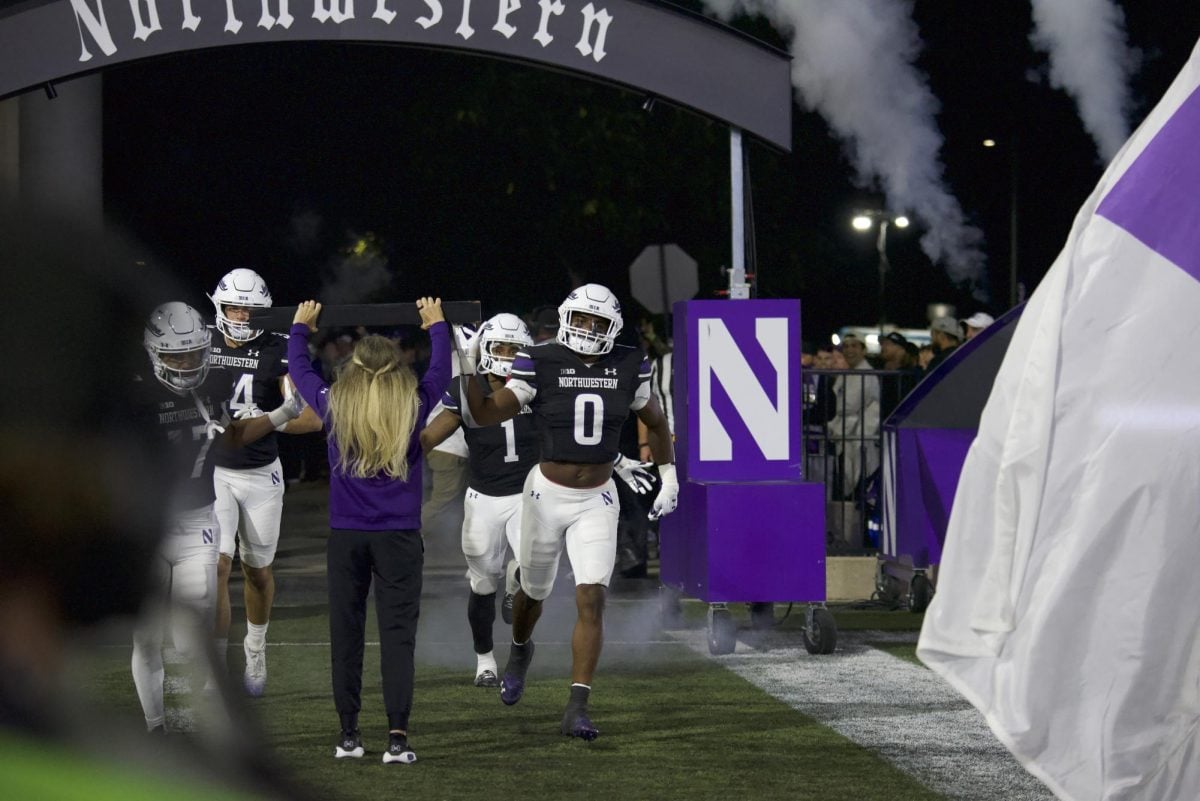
left=601, top=491, right=613, bottom=505
left=468, top=491, right=479, bottom=500
left=604, top=368, right=618, bottom=376
left=247, top=349, right=259, bottom=357
left=271, top=471, right=280, bottom=485
left=530, top=490, right=541, bottom=500
left=202, top=528, right=214, bottom=544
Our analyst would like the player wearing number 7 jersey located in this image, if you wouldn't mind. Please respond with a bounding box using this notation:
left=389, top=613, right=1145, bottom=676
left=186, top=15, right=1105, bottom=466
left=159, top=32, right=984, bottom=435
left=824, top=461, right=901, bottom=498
left=420, top=313, right=540, bottom=689
left=464, top=284, right=679, bottom=741
left=132, top=301, right=306, bottom=732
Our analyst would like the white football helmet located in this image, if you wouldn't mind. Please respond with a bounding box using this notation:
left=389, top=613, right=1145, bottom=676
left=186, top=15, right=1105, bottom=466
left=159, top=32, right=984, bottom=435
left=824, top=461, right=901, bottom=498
left=144, top=302, right=212, bottom=394
left=557, top=283, right=623, bottom=356
left=478, top=313, right=533, bottom=377
left=210, top=268, right=272, bottom=342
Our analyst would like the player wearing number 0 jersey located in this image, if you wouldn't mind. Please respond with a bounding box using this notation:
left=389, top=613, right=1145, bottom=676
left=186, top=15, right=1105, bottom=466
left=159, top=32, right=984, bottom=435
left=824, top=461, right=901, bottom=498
left=465, top=284, right=680, bottom=741
left=421, top=313, right=539, bottom=689
left=208, top=268, right=323, bottom=697
left=132, top=301, right=304, bottom=732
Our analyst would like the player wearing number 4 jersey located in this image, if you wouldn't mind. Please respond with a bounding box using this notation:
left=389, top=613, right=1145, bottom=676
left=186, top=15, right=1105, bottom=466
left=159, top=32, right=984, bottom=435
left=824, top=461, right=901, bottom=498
left=421, top=313, right=540, bottom=689
left=208, top=269, right=323, bottom=697
left=465, top=284, right=679, bottom=741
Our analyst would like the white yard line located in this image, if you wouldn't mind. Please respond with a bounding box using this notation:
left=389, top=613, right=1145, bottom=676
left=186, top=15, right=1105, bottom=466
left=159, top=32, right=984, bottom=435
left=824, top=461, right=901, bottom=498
left=668, top=629, right=1054, bottom=801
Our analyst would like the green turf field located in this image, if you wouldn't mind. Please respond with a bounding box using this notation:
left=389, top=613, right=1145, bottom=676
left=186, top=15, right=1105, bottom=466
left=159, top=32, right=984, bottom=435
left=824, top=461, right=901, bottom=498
left=77, top=604, right=945, bottom=801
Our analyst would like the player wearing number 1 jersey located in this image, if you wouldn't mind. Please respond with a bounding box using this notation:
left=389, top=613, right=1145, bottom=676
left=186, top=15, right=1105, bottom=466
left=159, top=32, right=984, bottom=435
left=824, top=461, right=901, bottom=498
left=208, top=269, right=322, bottom=697
left=465, top=284, right=679, bottom=741
left=420, top=314, right=539, bottom=689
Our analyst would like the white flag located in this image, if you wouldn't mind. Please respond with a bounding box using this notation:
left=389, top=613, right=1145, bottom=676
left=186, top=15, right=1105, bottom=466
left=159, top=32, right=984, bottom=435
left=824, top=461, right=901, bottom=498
left=918, top=40, right=1200, bottom=801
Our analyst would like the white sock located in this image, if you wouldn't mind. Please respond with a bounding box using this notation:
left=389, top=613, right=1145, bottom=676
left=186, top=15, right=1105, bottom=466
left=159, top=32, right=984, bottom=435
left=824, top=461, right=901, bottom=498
left=245, top=621, right=269, bottom=652
left=476, top=651, right=497, bottom=675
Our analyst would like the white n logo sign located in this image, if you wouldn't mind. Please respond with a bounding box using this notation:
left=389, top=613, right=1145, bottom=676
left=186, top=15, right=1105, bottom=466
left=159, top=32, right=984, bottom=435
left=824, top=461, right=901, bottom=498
left=697, top=317, right=789, bottom=461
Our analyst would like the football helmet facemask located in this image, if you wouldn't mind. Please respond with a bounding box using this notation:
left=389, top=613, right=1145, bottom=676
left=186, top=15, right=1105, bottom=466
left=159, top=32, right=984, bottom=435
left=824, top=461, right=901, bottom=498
left=479, top=313, right=533, bottom=377
left=557, top=283, right=623, bottom=356
left=210, top=268, right=272, bottom=342
left=144, top=302, right=212, bottom=395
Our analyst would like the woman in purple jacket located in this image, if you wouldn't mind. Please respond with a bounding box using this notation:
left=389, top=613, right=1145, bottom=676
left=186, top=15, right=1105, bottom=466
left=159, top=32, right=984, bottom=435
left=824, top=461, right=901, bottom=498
left=288, top=297, right=449, bottom=766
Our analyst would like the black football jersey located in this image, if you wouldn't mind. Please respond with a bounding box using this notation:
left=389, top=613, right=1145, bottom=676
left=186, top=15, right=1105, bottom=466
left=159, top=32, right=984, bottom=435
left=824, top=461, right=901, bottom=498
left=508, top=342, right=650, bottom=464
left=443, top=374, right=540, bottom=496
left=208, top=328, right=289, bottom=469
left=132, top=367, right=232, bottom=509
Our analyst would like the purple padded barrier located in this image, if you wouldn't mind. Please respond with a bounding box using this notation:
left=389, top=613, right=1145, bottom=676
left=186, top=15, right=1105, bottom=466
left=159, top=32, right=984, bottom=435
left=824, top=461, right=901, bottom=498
left=660, top=481, right=826, bottom=603
left=659, top=299, right=825, bottom=603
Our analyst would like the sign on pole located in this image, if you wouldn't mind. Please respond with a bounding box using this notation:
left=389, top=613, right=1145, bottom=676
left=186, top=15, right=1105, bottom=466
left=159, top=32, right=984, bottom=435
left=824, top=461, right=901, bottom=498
left=629, top=243, right=699, bottom=314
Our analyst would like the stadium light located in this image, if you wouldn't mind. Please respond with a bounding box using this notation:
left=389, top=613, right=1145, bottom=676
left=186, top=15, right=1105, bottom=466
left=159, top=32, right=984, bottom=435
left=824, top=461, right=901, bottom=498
left=851, top=210, right=910, bottom=329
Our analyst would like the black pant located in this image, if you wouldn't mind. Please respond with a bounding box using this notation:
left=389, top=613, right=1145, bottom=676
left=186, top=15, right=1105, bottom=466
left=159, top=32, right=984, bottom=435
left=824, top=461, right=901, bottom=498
left=327, top=528, right=423, bottom=732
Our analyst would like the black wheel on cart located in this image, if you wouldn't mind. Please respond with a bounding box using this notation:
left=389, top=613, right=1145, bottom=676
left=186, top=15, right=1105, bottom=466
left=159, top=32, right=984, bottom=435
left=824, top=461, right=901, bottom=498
left=802, top=605, right=837, bottom=655
left=907, top=574, right=933, bottom=613
left=707, top=607, right=736, bottom=655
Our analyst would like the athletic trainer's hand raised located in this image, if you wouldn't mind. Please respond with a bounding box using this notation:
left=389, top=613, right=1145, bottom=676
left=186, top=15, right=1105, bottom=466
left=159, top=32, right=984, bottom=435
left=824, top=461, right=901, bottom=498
left=293, top=300, right=321, bottom=333
left=416, top=297, right=444, bottom=330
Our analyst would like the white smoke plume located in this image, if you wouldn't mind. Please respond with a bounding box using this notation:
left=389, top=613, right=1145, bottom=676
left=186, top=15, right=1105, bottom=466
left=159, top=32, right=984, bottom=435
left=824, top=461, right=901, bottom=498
left=1028, top=0, right=1136, bottom=162
left=319, top=231, right=394, bottom=305
left=703, top=0, right=987, bottom=295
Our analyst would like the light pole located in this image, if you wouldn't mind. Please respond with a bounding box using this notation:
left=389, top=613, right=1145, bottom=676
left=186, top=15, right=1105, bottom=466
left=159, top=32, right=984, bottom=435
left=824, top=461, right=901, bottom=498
left=983, top=136, right=1019, bottom=308
left=852, top=210, right=909, bottom=331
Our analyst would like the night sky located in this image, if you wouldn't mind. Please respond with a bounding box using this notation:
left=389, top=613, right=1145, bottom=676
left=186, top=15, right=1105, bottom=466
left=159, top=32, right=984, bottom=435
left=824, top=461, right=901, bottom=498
left=99, top=0, right=1200, bottom=343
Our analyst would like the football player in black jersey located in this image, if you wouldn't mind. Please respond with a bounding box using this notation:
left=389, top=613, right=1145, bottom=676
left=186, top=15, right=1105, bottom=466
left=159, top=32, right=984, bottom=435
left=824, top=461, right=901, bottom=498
left=208, top=269, right=323, bottom=697
left=132, top=301, right=305, bottom=732
left=421, top=313, right=539, bottom=689
left=465, top=284, right=680, bottom=741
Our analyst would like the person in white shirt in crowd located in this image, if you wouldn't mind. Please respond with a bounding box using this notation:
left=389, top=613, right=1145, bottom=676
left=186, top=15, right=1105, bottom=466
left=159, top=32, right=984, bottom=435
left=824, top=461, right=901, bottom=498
left=828, top=333, right=880, bottom=500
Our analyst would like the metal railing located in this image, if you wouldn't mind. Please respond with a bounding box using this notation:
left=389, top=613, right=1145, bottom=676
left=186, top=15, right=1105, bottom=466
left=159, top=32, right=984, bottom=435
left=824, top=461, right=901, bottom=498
left=803, top=367, right=921, bottom=554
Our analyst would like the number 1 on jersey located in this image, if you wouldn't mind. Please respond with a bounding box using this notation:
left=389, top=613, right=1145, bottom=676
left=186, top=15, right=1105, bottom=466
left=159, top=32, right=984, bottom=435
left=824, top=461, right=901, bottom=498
left=500, top=418, right=519, bottom=463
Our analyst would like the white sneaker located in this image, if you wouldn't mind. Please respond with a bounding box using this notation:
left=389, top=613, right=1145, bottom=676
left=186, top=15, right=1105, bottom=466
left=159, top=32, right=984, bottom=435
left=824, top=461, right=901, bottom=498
left=243, top=640, right=266, bottom=697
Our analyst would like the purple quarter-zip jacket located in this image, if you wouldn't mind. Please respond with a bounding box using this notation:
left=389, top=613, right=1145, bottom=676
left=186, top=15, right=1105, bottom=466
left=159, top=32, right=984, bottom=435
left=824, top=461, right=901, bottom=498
left=288, top=321, right=450, bottom=531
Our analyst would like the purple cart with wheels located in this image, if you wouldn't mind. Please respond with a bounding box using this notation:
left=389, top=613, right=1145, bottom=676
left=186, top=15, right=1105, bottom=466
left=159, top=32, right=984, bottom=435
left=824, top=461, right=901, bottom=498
left=658, top=299, right=832, bottom=655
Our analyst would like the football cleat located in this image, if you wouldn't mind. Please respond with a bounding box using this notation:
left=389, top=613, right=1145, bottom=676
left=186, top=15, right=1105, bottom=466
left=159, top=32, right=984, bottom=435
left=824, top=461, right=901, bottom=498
left=335, top=730, right=364, bottom=759
left=243, top=641, right=267, bottom=697
left=382, top=735, right=416, bottom=765
left=474, top=669, right=500, bottom=688
left=500, top=641, right=534, bottom=706
left=500, top=674, right=525, bottom=706
left=561, top=712, right=600, bottom=741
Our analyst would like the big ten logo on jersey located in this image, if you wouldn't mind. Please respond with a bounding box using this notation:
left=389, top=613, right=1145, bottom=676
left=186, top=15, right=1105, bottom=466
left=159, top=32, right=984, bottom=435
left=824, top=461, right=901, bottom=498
left=685, top=300, right=801, bottom=482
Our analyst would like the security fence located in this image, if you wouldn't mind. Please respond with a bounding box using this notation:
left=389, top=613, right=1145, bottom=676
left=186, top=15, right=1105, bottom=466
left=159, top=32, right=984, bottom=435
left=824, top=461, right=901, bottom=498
left=803, top=368, right=922, bottom=554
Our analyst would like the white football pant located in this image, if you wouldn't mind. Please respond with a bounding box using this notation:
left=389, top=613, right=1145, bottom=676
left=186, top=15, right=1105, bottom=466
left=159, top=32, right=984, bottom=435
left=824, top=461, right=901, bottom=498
left=519, top=467, right=619, bottom=601
left=131, top=503, right=219, bottom=730
left=461, top=488, right=522, bottom=596
left=213, top=458, right=284, bottom=568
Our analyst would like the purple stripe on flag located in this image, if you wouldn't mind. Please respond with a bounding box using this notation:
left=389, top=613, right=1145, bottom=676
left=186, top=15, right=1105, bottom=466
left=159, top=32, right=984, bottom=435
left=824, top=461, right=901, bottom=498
left=1097, top=84, right=1200, bottom=283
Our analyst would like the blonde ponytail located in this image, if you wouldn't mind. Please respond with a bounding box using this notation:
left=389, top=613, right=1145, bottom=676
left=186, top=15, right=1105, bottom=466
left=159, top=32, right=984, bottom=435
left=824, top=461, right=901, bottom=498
left=329, top=336, right=419, bottom=480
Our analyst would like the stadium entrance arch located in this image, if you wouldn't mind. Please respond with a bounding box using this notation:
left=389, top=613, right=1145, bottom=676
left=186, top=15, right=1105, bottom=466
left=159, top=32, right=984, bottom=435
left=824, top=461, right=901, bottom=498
left=1, top=0, right=790, bottom=150
left=2, top=0, right=791, bottom=283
